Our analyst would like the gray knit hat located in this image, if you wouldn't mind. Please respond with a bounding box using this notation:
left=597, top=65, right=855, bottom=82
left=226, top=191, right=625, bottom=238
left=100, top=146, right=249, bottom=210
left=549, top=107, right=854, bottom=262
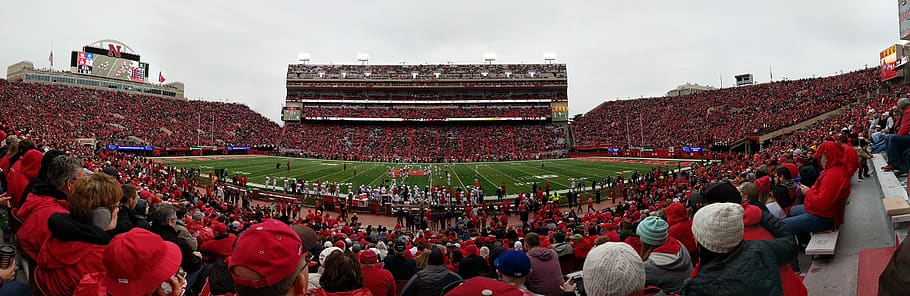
left=636, top=216, right=669, bottom=246
left=692, top=203, right=744, bottom=253
left=582, top=242, right=645, bottom=296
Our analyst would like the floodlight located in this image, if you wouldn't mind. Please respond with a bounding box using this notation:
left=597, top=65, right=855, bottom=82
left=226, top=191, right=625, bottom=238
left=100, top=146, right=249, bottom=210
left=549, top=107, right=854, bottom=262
left=543, top=52, right=557, bottom=63
left=483, top=52, right=497, bottom=63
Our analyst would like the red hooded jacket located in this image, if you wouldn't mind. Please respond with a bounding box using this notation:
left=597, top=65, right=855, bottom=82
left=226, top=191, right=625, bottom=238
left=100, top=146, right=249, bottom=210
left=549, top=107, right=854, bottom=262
left=804, top=142, right=850, bottom=219
left=7, top=149, right=44, bottom=207
left=361, top=264, right=396, bottom=296
left=199, top=233, right=236, bottom=260
left=742, top=205, right=808, bottom=296
left=665, top=203, right=696, bottom=253
left=36, top=232, right=107, bottom=296
left=842, top=144, right=858, bottom=177
left=16, top=192, right=69, bottom=260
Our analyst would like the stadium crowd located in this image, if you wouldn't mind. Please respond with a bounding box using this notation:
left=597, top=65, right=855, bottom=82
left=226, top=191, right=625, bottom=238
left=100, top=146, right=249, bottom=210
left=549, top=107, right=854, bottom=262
left=572, top=69, right=879, bottom=149
left=2, top=67, right=910, bottom=295
left=287, top=94, right=566, bottom=102
left=297, top=105, right=551, bottom=120
left=282, top=123, right=568, bottom=162
left=0, top=80, right=280, bottom=148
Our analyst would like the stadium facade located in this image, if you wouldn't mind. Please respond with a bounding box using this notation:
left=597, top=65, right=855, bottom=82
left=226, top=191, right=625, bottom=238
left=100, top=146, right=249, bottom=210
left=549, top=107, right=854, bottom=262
left=280, top=63, right=571, bottom=162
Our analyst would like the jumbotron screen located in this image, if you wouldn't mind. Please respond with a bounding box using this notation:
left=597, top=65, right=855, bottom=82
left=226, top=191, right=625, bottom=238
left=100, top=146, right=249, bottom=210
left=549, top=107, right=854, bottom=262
left=71, top=51, right=149, bottom=83
left=282, top=107, right=301, bottom=121
left=881, top=45, right=900, bottom=81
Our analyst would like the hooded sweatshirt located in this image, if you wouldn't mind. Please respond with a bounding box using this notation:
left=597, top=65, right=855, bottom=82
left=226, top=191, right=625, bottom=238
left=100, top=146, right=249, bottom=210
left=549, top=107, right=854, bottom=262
left=643, top=238, right=692, bottom=293
left=400, top=264, right=462, bottom=296
left=665, top=202, right=696, bottom=253
left=742, top=205, right=808, bottom=296
left=16, top=181, right=69, bottom=261
left=35, top=213, right=111, bottom=296
left=526, top=247, right=565, bottom=296
left=7, top=149, right=44, bottom=207
left=805, top=142, right=850, bottom=219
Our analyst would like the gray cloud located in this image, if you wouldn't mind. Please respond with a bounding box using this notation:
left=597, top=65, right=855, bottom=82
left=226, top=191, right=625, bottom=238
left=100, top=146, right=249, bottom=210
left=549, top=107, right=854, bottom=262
left=0, top=0, right=899, bottom=123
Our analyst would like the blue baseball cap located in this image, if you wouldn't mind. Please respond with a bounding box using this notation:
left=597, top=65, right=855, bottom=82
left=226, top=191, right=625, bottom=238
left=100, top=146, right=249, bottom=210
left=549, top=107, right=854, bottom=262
left=494, top=250, right=531, bottom=278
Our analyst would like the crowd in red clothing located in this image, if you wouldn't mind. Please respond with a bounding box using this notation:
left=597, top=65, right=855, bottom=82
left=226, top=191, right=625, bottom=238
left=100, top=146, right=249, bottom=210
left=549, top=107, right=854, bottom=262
left=0, top=79, right=280, bottom=148
left=572, top=68, right=879, bottom=149
left=281, top=122, right=568, bottom=162
left=0, top=65, right=899, bottom=295
left=298, top=105, right=551, bottom=120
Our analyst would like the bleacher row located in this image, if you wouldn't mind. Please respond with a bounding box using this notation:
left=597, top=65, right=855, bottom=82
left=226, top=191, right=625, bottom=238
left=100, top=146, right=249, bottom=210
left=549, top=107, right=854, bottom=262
left=572, top=68, right=879, bottom=149
left=296, top=104, right=552, bottom=120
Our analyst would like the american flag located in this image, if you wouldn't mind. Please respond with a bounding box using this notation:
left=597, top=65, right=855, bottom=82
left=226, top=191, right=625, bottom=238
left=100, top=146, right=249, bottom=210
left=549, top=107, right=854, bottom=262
left=48, top=51, right=53, bottom=67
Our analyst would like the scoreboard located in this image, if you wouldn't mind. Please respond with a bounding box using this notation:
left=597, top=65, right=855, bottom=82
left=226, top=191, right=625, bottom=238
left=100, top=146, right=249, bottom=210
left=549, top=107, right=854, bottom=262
left=69, top=41, right=149, bottom=83
left=72, top=51, right=148, bottom=82
left=282, top=106, right=302, bottom=121
left=881, top=45, right=901, bottom=81
left=551, top=102, right=568, bottom=122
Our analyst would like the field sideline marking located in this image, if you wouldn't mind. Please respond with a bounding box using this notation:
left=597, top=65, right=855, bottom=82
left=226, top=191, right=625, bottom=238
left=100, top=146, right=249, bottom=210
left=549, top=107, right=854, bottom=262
left=450, top=164, right=468, bottom=190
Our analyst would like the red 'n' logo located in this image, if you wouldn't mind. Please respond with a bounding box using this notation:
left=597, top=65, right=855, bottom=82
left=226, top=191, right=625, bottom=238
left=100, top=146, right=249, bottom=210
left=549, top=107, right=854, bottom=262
left=108, top=44, right=122, bottom=58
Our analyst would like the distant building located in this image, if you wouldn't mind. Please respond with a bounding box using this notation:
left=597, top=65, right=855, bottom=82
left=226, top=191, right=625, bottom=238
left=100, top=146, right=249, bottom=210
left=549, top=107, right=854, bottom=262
left=6, top=61, right=185, bottom=100
left=665, top=83, right=716, bottom=97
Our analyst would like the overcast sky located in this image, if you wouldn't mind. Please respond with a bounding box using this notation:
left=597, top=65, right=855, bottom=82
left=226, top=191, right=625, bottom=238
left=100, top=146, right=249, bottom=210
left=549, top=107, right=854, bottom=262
left=0, top=0, right=900, bottom=124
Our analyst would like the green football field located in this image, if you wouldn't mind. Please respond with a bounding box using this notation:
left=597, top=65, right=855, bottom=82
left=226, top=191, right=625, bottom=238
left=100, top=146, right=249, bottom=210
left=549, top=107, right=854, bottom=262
left=152, top=155, right=689, bottom=196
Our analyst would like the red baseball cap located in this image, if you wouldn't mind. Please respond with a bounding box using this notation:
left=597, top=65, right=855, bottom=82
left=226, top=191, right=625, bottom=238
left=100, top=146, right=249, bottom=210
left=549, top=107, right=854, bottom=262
left=103, top=228, right=182, bottom=296
left=229, top=219, right=304, bottom=288
left=212, top=222, right=227, bottom=235
left=445, top=277, right=524, bottom=296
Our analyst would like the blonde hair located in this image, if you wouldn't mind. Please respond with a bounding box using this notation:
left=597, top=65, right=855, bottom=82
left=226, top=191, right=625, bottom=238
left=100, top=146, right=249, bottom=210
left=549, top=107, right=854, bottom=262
left=69, top=173, right=122, bottom=222
left=414, top=250, right=430, bottom=269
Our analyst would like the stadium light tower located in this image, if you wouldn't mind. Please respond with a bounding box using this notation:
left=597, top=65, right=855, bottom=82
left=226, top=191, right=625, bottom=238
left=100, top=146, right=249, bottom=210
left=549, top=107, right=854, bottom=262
left=483, top=52, right=497, bottom=64
left=543, top=52, right=557, bottom=64
left=297, top=53, right=311, bottom=64
left=356, top=53, right=370, bottom=65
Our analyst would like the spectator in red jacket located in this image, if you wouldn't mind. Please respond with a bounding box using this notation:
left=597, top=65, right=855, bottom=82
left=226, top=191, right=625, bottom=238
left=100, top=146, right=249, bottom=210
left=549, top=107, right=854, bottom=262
left=6, top=149, right=43, bottom=207
left=838, top=134, right=859, bottom=178
left=16, top=154, right=81, bottom=261
left=359, top=249, right=395, bottom=296
left=784, top=141, right=849, bottom=237
left=36, top=173, right=122, bottom=296
left=665, top=202, right=696, bottom=263
left=72, top=228, right=185, bottom=296
left=199, top=222, right=235, bottom=261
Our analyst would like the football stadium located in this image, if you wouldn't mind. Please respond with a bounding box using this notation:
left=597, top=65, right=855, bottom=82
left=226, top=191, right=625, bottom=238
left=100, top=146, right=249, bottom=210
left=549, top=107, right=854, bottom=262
left=0, top=1, right=909, bottom=295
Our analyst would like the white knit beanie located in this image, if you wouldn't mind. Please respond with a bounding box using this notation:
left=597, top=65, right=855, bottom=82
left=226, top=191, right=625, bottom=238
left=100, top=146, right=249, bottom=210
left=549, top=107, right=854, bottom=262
left=319, top=247, right=343, bottom=266
left=692, top=202, right=744, bottom=253
left=582, top=242, right=645, bottom=296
